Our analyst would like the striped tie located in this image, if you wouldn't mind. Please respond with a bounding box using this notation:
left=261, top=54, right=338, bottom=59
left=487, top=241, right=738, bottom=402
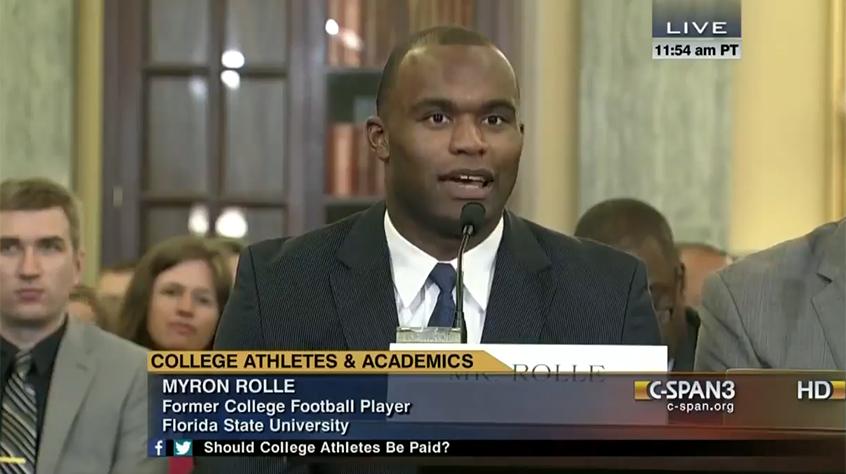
left=0, top=351, right=36, bottom=474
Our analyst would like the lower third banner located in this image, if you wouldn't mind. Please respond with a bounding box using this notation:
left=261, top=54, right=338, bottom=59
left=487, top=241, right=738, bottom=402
left=150, top=439, right=841, bottom=458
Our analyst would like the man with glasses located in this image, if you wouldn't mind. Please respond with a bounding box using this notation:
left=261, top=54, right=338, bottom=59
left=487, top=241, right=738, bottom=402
left=575, top=198, right=697, bottom=371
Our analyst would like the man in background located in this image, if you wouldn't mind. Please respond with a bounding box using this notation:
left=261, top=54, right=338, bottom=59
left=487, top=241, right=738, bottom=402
left=696, top=219, right=845, bottom=370
left=68, top=284, right=108, bottom=326
left=575, top=198, right=698, bottom=371
left=0, top=178, right=165, bottom=474
left=211, top=237, right=245, bottom=284
left=677, top=242, right=732, bottom=309
left=96, top=259, right=135, bottom=331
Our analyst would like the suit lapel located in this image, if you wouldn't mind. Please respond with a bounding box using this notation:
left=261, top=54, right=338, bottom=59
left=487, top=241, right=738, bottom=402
left=37, top=319, right=95, bottom=474
left=331, top=203, right=400, bottom=349
left=482, top=212, right=555, bottom=343
left=811, top=220, right=846, bottom=368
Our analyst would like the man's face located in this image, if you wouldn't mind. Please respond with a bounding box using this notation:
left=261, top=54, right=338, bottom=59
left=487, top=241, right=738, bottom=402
left=376, top=44, right=523, bottom=235
left=624, top=238, right=685, bottom=357
left=0, top=208, right=82, bottom=326
left=97, top=269, right=134, bottom=330
left=97, top=270, right=133, bottom=301
left=679, top=248, right=731, bottom=308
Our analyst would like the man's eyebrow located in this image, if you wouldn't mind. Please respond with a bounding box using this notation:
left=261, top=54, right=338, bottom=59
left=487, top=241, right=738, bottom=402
left=0, top=236, right=65, bottom=246
left=408, top=98, right=456, bottom=114
left=409, top=98, right=517, bottom=115
left=479, top=99, right=517, bottom=114
left=36, top=236, right=65, bottom=246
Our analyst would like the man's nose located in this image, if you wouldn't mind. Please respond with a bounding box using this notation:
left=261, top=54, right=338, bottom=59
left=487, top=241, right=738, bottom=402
left=18, top=247, right=42, bottom=279
left=449, top=117, right=488, bottom=156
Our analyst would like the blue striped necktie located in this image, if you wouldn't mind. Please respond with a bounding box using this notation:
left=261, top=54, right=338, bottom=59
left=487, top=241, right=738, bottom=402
left=427, top=263, right=457, bottom=327
left=0, top=350, right=36, bottom=474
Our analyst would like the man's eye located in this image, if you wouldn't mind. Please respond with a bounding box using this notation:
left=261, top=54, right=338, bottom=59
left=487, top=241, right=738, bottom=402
left=40, top=241, right=63, bottom=252
left=655, top=308, right=673, bottom=324
left=484, top=115, right=506, bottom=126
left=427, top=113, right=448, bottom=125
left=0, top=243, right=20, bottom=255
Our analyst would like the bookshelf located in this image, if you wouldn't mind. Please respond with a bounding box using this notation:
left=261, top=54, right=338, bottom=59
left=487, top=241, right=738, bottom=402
left=101, top=0, right=515, bottom=264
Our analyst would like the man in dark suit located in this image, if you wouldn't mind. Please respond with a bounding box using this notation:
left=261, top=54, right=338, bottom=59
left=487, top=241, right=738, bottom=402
left=198, top=26, right=658, bottom=474
left=575, top=198, right=697, bottom=371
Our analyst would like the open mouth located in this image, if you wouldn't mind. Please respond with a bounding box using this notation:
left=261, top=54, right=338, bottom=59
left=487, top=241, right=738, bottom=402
left=439, top=169, right=495, bottom=199
left=439, top=169, right=494, bottom=187
left=448, top=175, right=490, bottom=187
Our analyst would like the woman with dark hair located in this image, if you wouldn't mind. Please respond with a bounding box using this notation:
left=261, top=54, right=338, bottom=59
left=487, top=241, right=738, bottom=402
left=119, top=236, right=231, bottom=351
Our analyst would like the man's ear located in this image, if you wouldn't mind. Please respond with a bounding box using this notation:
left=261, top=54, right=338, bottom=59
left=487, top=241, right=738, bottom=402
left=519, top=122, right=525, bottom=135
left=677, top=262, right=686, bottom=295
left=73, top=247, right=86, bottom=286
left=366, top=116, right=390, bottom=162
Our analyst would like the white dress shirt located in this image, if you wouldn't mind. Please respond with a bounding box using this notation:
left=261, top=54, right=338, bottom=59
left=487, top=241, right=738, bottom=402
left=384, top=211, right=503, bottom=344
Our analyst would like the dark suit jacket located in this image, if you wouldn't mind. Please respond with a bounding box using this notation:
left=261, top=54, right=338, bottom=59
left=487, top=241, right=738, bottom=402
left=671, top=308, right=701, bottom=372
left=195, top=203, right=659, bottom=474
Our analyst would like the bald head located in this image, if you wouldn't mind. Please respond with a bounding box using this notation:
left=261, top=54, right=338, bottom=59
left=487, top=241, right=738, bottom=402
left=574, top=198, right=676, bottom=261
left=376, top=26, right=517, bottom=117
left=575, top=198, right=686, bottom=357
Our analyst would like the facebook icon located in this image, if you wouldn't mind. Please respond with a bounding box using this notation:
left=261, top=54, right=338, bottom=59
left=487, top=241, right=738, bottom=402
left=150, top=440, right=166, bottom=457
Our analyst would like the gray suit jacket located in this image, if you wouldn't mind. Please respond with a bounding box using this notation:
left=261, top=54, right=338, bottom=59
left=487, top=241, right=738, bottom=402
left=695, top=219, right=845, bottom=371
left=36, top=319, right=166, bottom=474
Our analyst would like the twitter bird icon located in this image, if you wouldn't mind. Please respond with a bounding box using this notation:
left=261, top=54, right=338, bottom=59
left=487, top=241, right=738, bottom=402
left=174, top=440, right=193, bottom=456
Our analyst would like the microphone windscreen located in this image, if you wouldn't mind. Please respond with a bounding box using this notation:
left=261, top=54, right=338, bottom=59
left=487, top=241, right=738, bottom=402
left=459, top=202, right=486, bottom=235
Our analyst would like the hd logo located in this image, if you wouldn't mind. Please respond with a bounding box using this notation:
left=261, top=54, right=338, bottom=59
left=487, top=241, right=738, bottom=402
left=797, top=380, right=846, bottom=400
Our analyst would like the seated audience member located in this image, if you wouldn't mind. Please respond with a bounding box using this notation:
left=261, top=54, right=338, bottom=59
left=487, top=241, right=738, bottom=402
left=119, top=235, right=231, bottom=351
left=68, top=284, right=108, bottom=326
left=696, top=219, right=845, bottom=370
left=211, top=236, right=245, bottom=284
left=575, top=198, right=698, bottom=371
left=96, top=259, right=136, bottom=331
left=677, top=242, right=733, bottom=309
left=118, top=236, right=230, bottom=474
left=0, top=178, right=165, bottom=474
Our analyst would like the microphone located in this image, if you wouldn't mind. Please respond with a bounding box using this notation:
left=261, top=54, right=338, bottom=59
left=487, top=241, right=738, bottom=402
left=454, top=202, right=485, bottom=343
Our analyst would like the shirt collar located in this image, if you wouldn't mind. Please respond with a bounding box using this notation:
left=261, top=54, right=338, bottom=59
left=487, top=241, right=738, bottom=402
left=384, top=211, right=503, bottom=311
left=1, top=315, right=67, bottom=376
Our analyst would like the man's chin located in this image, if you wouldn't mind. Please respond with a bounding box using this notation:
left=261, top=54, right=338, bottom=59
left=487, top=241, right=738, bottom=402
left=2, top=308, right=64, bottom=328
left=428, top=209, right=465, bottom=238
